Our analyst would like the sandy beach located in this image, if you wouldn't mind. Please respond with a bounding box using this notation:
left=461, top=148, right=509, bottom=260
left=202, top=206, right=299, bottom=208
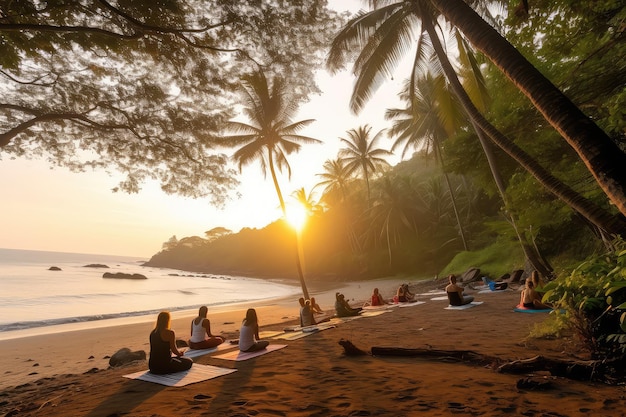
left=1, top=277, right=625, bottom=416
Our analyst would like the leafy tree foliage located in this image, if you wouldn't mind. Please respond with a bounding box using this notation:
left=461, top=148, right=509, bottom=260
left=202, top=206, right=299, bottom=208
left=0, top=0, right=343, bottom=203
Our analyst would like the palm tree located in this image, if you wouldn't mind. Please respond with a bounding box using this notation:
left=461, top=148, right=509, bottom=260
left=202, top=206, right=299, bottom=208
left=429, top=0, right=626, bottom=218
left=386, top=73, right=469, bottom=250
left=367, top=174, right=419, bottom=264
left=338, top=125, right=392, bottom=205
left=326, top=1, right=626, bottom=237
left=314, top=158, right=354, bottom=204
left=291, top=187, right=324, bottom=217
left=222, top=70, right=321, bottom=299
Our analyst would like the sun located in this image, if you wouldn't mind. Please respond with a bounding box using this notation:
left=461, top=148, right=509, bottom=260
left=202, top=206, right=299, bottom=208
left=285, top=203, right=308, bottom=232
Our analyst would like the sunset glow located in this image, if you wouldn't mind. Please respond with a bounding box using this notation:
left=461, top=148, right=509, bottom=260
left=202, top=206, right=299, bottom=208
left=285, top=203, right=308, bottom=232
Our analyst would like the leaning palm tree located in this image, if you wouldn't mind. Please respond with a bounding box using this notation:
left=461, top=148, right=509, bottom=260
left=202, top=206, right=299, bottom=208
left=327, top=1, right=626, bottom=237
left=222, top=70, right=321, bottom=300
left=339, top=125, right=392, bottom=205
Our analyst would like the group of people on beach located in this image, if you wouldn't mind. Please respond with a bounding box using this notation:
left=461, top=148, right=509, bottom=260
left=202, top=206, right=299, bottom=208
left=148, top=270, right=551, bottom=375
left=148, top=306, right=268, bottom=375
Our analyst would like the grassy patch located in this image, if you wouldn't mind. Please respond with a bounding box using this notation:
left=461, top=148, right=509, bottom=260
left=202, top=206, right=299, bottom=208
left=440, top=239, right=524, bottom=278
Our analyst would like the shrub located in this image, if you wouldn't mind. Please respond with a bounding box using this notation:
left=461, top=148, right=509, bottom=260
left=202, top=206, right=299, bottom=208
left=543, top=239, right=626, bottom=358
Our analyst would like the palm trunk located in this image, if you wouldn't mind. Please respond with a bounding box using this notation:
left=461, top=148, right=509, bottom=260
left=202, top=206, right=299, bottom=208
left=472, top=121, right=553, bottom=277
left=268, top=150, right=310, bottom=300
left=422, top=16, right=626, bottom=237
left=430, top=0, right=626, bottom=218
left=435, top=142, right=469, bottom=251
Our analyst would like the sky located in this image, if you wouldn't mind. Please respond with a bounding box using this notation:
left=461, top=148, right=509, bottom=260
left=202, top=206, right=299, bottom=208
left=0, top=1, right=412, bottom=258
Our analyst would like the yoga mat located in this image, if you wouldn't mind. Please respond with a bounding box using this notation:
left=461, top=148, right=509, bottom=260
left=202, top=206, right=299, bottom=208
left=397, top=301, right=426, bottom=308
left=360, top=310, right=392, bottom=317
left=419, top=291, right=446, bottom=296
left=513, top=305, right=553, bottom=313
left=183, top=341, right=236, bottom=358
left=478, top=289, right=511, bottom=294
left=444, top=301, right=484, bottom=310
left=430, top=296, right=449, bottom=301
left=362, top=305, right=393, bottom=311
left=212, top=344, right=287, bottom=361
left=259, top=330, right=285, bottom=339
left=273, top=323, right=336, bottom=340
left=123, top=364, right=236, bottom=387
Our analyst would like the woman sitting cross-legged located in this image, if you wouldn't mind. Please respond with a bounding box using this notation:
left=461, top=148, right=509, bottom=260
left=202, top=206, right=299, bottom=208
left=335, top=292, right=362, bottom=317
left=239, top=308, right=270, bottom=352
left=520, top=280, right=551, bottom=310
left=188, top=306, right=225, bottom=350
left=149, top=311, right=193, bottom=374
left=445, top=274, right=474, bottom=306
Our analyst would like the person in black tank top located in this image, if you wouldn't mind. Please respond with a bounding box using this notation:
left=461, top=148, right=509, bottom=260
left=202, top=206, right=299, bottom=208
left=149, top=311, right=193, bottom=374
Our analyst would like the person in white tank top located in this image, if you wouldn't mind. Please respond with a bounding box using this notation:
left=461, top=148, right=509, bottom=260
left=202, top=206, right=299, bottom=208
left=188, top=306, right=225, bottom=349
left=239, top=308, right=269, bottom=352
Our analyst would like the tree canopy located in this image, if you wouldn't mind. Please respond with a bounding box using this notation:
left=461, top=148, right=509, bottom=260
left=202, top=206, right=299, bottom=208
left=0, top=0, right=343, bottom=204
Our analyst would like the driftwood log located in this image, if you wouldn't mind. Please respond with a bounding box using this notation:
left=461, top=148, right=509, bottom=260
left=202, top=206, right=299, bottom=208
left=338, top=339, right=625, bottom=385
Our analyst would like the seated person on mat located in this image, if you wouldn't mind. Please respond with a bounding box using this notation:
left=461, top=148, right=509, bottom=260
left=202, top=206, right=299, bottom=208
left=529, top=270, right=544, bottom=297
left=310, top=297, right=324, bottom=314
left=189, top=306, right=225, bottom=350
left=396, top=284, right=415, bottom=302
left=481, top=276, right=508, bottom=291
left=300, top=299, right=316, bottom=327
left=520, top=280, right=551, bottom=309
left=239, top=308, right=270, bottom=352
left=149, top=311, right=193, bottom=374
left=445, top=274, right=474, bottom=306
left=364, top=287, right=388, bottom=307
left=335, top=292, right=362, bottom=317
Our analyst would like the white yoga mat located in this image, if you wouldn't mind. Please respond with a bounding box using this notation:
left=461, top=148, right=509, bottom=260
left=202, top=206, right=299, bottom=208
left=444, top=301, right=484, bottom=310
left=274, top=323, right=336, bottom=340
left=212, top=344, right=287, bottom=361
left=259, top=330, right=285, bottom=339
left=430, top=296, right=449, bottom=301
left=419, top=290, right=446, bottom=296
left=360, top=310, right=392, bottom=317
left=183, top=341, right=236, bottom=358
left=123, top=364, right=236, bottom=387
left=397, top=301, right=426, bottom=308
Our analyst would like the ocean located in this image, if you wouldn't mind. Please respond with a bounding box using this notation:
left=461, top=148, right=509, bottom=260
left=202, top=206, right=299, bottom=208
left=0, top=248, right=299, bottom=339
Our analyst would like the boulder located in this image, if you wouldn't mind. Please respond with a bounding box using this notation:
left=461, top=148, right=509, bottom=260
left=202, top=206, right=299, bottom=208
left=461, top=267, right=481, bottom=283
left=83, top=264, right=109, bottom=268
left=48, top=266, right=62, bottom=271
left=108, top=348, right=146, bottom=367
left=102, top=272, right=147, bottom=280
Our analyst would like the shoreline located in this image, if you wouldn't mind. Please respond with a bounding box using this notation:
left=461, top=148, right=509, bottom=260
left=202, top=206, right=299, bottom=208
left=0, top=276, right=410, bottom=390
left=3, top=277, right=625, bottom=417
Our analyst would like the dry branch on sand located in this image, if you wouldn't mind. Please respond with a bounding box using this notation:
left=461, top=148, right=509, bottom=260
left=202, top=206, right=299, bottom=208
left=338, top=339, right=626, bottom=385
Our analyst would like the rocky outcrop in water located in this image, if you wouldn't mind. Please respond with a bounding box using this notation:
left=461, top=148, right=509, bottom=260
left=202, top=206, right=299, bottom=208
left=102, top=272, right=147, bottom=280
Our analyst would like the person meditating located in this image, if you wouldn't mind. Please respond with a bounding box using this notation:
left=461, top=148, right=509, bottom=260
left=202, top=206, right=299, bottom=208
left=520, top=279, right=551, bottom=309
left=445, top=274, right=474, bottom=306
left=310, top=297, right=324, bottom=314
left=149, top=311, right=193, bottom=374
left=364, top=287, right=388, bottom=307
left=396, top=284, right=415, bottom=302
left=335, top=292, right=361, bottom=317
left=239, top=308, right=269, bottom=352
left=188, top=306, right=225, bottom=350
left=300, top=299, right=316, bottom=327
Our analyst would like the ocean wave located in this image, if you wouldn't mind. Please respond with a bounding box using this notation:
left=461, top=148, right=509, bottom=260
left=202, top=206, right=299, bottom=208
left=0, top=298, right=255, bottom=333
